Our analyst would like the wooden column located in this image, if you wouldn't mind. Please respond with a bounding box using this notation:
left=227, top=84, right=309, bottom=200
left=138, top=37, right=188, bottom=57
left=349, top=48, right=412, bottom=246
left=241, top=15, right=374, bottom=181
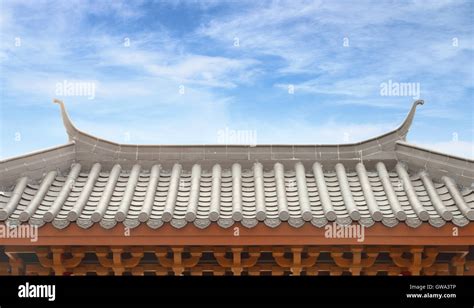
left=214, top=247, right=260, bottom=275
left=0, top=262, right=10, bottom=275
left=273, top=247, right=319, bottom=275
left=451, top=253, right=467, bottom=276
left=330, top=246, right=378, bottom=276
left=96, top=247, right=144, bottom=276
left=5, top=251, right=24, bottom=275
left=389, top=246, right=438, bottom=276
left=155, top=247, right=202, bottom=275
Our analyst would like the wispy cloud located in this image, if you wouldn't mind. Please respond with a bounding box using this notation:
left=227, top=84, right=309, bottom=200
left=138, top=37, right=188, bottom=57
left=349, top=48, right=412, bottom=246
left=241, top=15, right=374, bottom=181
left=0, top=0, right=472, bottom=159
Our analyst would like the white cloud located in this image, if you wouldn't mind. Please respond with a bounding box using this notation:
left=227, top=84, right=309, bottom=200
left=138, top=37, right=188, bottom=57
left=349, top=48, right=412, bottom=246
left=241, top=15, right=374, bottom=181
left=198, top=1, right=325, bottom=74
left=275, top=75, right=384, bottom=98
left=145, top=55, right=259, bottom=88
left=199, top=0, right=474, bottom=93
left=0, top=1, right=259, bottom=94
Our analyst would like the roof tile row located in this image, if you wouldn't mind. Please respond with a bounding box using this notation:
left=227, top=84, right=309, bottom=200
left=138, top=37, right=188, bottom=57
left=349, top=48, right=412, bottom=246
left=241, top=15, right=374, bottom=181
left=0, top=161, right=472, bottom=230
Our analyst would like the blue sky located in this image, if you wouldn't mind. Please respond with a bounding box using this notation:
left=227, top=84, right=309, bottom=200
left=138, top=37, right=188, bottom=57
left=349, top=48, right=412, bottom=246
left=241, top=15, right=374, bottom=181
left=0, top=0, right=473, bottom=159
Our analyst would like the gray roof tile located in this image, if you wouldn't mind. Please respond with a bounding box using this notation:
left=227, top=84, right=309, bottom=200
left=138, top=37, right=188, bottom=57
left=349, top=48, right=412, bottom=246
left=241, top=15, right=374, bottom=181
left=1, top=161, right=473, bottom=229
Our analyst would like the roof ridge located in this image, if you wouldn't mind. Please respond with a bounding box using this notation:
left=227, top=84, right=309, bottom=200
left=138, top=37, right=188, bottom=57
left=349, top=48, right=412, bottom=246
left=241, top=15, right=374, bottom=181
left=46, top=98, right=429, bottom=165
left=52, top=98, right=424, bottom=147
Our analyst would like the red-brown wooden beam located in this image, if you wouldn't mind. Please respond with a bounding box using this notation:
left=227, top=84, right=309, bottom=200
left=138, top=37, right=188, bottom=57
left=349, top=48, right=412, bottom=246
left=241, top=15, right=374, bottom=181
left=0, top=222, right=473, bottom=246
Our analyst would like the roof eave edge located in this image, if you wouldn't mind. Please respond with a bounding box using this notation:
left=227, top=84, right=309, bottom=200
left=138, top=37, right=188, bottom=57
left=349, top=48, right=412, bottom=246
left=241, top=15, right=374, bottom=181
left=395, top=99, right=424, bottom=141
left=396, top=140, right=474, bottom=163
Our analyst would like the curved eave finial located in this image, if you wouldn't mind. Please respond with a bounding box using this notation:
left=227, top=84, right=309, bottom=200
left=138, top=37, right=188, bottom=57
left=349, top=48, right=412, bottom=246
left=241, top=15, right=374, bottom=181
left=53, top=99, right=78, bottom=141
left=396, top=99, right=424, bottom=140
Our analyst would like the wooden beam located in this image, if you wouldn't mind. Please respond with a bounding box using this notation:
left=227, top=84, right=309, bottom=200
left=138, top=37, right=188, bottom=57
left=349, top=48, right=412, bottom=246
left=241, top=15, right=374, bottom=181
left=0, top=223, right=472, bottom=246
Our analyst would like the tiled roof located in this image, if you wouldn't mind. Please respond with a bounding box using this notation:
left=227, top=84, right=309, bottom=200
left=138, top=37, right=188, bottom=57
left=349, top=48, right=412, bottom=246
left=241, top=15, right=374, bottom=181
left=0, top=99, right=472, bottom=230
left=0, top=160, right=473, bottom=230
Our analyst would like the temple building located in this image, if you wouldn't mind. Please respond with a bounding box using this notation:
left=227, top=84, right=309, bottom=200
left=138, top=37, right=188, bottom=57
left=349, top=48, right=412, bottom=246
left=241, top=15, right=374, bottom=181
left=0, top=99, right=472, bottom=276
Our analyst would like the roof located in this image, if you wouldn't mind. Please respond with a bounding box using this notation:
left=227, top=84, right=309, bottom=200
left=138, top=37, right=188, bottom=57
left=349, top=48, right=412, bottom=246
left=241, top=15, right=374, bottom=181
left=0, top=99, right=473, bottom=231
